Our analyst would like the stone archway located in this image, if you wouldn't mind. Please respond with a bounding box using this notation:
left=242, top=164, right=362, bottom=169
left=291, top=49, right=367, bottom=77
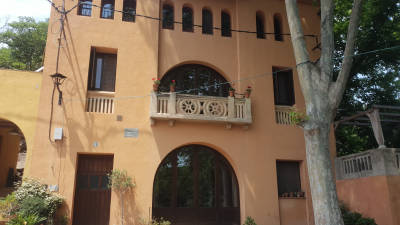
left=0, top=119, right=26, bottom=197
left=152, top=145, right=240, bottom=225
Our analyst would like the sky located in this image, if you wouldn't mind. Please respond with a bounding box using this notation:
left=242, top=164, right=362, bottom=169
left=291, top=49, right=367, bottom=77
left=0, top=0, right=51, bottom=26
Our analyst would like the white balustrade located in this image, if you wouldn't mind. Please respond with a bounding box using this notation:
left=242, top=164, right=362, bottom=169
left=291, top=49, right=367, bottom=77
left=335, top=148, right=400, bottom=180
left=275, top=106, right=294, bottom=125
left=86, top=91, right=115, bottom=114
left=150, top=92, right=252, bottom=125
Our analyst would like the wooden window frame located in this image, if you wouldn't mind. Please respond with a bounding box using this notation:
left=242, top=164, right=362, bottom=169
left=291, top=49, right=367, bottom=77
left=88, top=48, right=117, bottom=92
left=273, top=67, right=295, bottom=106
left=182, top=6, right=194, bottom=32
left=202, top=8, right=213, bottom=35
left=162, top=4, right=174, bottom=29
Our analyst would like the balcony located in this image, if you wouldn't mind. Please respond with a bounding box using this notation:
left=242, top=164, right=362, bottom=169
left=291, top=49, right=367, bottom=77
left=335, top=148, right=400, bottom=180
left=275, top=105, right=295, bottom=125
left=86, top=91, right=115, bottom=114
left=150, top=92, right=252, bottom=126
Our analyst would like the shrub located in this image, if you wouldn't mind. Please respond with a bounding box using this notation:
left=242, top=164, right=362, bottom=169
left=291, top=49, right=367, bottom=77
left=140, top=218, right=171, bottom=225
left=243, top=216, right=257, bottom=225
left=340, top=203, right=377, bottom=225
left=7, top=214, right=46, bottom=225
left=0, top=193, right=17, bottom=218
left=0, top=178, right=64, bottom=225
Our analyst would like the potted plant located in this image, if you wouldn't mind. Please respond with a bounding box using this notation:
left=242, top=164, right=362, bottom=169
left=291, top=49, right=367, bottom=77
left=170, top=80, right=176, bottom=92
left=229, top=87, right=235, bottom=97
left=245, top=86, right=252, bottom=98
left=152, top=78, right=160, bottom=92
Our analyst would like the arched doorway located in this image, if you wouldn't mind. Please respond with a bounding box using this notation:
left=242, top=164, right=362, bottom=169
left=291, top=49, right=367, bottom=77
left=153, top=145, right=240, bottom=225
left=159, top=64, right=232, bottom=97
left=0, top=119, right=26, bottom=197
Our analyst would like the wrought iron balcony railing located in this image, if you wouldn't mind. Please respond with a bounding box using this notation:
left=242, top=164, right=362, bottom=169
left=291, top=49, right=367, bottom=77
left=150, top=92, right=252, bottom=126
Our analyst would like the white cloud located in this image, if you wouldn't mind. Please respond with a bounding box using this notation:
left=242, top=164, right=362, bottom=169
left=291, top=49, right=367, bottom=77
left=0, top=0, right=51, bottom=23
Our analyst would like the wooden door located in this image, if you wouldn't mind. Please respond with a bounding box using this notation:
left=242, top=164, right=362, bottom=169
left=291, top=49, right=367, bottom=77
left=72, top=155, right=114, bottom=225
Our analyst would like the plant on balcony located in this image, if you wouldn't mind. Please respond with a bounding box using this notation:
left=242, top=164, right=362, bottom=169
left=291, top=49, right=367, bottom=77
left=289, top=109, right=309, bottom=126
left=243, top=216, right=257, bottom=225
left=108, top=169, right=135, bottom=225
left=152, top=78, right=160, bottom=92
left=229, top=87, right=235, bottom=97
left=169, top=80, right=176, bottom=92
left=245, top=86, right=252, bottom=98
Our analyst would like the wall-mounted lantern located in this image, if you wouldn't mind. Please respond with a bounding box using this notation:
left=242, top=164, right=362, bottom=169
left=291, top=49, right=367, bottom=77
left=50, top=73, right=67, bottom=105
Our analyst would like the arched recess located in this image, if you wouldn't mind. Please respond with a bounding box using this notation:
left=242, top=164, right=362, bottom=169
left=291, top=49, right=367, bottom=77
left=256, top=11, right=266, bottom=39
left=0, top=118, right=26, bottom=196
left=159, top=63, right=232, bottom=97
left=153, top=144, right=240, bottom=225
left=273, top=13, right=284, bottom=41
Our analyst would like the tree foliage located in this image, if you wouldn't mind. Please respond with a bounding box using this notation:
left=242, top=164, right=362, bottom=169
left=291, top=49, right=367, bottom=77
left=0, top=17, right=48, bottom=71
left=334, top=0, right=400, bottom=155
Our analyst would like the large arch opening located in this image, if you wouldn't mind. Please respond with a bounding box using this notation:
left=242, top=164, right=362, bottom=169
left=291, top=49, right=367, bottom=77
left=159, top=64, right=232, bottom=97
left=0, top=119, right=26, bottom=197
left=153, top=145, right=240, bottom=225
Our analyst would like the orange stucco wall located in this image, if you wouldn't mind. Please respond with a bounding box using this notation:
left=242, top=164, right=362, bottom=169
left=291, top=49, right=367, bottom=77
left=337, top=176, right=400, bottom=225
left=0, top=129, right=20, bottom=189
left=27, top=0, right=331, bottom=225
left=0, top=69, right=42, bottom=186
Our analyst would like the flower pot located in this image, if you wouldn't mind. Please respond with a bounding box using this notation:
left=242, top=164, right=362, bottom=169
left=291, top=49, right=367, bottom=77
left=153, top=84, right=159, bottom=92
left=245, top=91, right=251, bottom=98
left=229, top=90, right=235, bottom=97
left=170, top=86, right=175, bottom=92
left=289, top=192, right=294, bottom=197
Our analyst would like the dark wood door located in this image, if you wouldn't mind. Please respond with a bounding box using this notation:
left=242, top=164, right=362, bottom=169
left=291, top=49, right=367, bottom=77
left=72, top=155, right=114, bottom=225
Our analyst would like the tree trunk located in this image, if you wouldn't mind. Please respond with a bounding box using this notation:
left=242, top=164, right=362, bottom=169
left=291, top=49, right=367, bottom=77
left=304, top=120, right=344, bottom=225
left=284, top=0, right=363, bottom=224
left=121, top=192, right=125, bottom=225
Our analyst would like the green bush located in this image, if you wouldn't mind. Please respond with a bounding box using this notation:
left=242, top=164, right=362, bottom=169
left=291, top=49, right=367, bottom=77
left=0, top=178, right=64, bottom=225
left=243, top=216, right=257, bottom=225
left=340, top=203, right=377, bottom=225
left=7, top=214, right=46, bottom=225
left=0, top=193, right=17, bottom=218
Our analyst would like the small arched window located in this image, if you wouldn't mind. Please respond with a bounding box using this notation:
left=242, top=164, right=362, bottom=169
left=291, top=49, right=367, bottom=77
left=162, top=4, right=174, bottom=29
left=221, top=11, right=231, bottom=37
left=122, top=0, right=136, bottom=22
left=78, top=0, right=92, bottom=16
left=202, top=8, right=213, bottom=34
left=256, top=12, right=265, bottom=39
left=182, top=6, right=194, bottom=32
left=274, top=14, right=283, bottom=41
left=101, top=0, right=115, bottom=19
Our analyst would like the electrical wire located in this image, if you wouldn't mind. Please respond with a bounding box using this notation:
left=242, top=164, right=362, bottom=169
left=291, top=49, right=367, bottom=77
left=44, top=0, right=319, bottom=40
left=63, top=43, right=400, bottom=102
left=43, top=0, right=400, bottom=103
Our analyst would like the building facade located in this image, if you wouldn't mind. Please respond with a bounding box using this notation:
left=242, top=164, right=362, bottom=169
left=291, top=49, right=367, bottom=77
left=28, top=0, right=330, bottom=224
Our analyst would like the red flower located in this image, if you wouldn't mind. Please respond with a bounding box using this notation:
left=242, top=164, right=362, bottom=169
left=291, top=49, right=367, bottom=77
left=172, top=80, right=175, bottom=83
left=152, top=78, right=155, bottom=81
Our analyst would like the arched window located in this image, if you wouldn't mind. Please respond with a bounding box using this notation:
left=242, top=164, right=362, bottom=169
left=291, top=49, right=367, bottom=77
left=78, top=0, right=92, bottom=16
left=221, top=11, right=231, bottom=37
left=274, top=14, right=283, bottom=41
left=101, top=0, right=115, bottom=19
left=256, top=11, right=265, bottom=39
left=182, top=6, right=194, bottom=32
left=162, top=4, right=174, bottom=29
left=159, top=64, right=231, bottom=97
left=122, top=0, right=136, bottom=22
left=202, top=8, right=213, bottom=34
left=153, top=145, right=240, bottom=225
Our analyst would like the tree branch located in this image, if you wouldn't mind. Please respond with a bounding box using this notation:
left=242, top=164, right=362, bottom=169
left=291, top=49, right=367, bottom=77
left=329, top=0, right=363, bottom=109
left=320, top=0, right=334, bottom=83
left=285, top=0, right=314, bottom=96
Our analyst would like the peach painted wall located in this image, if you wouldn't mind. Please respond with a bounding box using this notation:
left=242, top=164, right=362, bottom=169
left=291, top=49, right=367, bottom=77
left=0, top=129, right=20, bottom=189
left=337, top=176, right=400, bottom=225
left=27, top=0, right=330, bottom=225
left=0, top=69, right=42, bottom=181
